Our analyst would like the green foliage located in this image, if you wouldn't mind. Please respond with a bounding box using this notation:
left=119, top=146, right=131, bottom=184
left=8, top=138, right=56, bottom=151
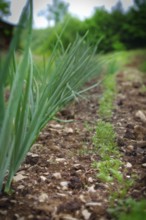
left=91, top=58, right=135, bottom=197
left=99, top=72, right=116, bottom=119
left=92, top=159, right=122, bottom=182
left=123, top=1, right=146, bottom=49
left=84, top=8, right=112, bottom=52
left=108, top=198, right=146, bottom=220
left=0, top=1, right=101, bottom=193
left=140, top=61, right=146, bottom=72
left=112, top=40, right=126, bottom=51
left=92, top=120, right=123, bottom=184
left=31, top=16, right=85, bottom=54
left=31, top=0, right=146, bottom=54
left=93, top=120, right=116, bottom=150
left=0, top=0, right=10, bottom=18
left=0, top=0, right=33, bottom=192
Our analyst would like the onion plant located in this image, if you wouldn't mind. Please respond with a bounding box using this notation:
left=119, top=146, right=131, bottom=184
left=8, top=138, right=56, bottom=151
left=0, top=0, right=101, bottom=193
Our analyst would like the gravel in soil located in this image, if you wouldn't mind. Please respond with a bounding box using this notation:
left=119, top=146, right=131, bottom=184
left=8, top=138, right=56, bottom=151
left=0, top=55, right=146, bottom=220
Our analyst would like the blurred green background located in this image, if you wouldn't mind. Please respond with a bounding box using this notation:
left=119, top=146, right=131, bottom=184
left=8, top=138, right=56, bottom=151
left=1, top=0, right=146, bottom=55
left=31, top=0, right=146, bottom=55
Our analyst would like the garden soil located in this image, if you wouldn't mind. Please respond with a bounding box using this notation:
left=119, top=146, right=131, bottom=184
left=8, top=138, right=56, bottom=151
left=0, top=54, right=146, bottom=220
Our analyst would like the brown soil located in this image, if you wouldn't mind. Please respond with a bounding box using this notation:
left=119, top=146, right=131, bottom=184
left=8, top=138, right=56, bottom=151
left=0, top=55, right=146, bottom=220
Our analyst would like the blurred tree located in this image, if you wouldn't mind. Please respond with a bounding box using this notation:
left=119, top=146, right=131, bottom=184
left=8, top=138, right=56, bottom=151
left=0, top=0, right=10, bottom=19
left=47, top=0, right=69, bottom=25
left=110, top=1, right=126, bottom=50
left=84, top=7, right=111, bottom=51
left=31, top=0, right=146, bottom=54
left=133, top=0, right=146, bottom=10
left=123, top=0, right=146, bottom=48
left=111, top=0, right=124, bottom=13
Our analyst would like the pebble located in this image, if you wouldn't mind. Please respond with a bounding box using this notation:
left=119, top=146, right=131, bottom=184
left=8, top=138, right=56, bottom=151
left=142, top=163, right=146, bottom=168
left=88, top=177, right=94, bottom=183
left=56, top=193, right=66, bottom=197
left=79, top=194, right=86, bottom=203
left=127, top=145, right=134, bottom=151
left=31, top=143, right=43, bottom=150
left=49, top=145, right=60, bottom=151
left=87, top=185, right=96, bottom=193
left=73, top=164, right=82, bottom=169
left=52, top=172, right=62, bottom=179
left=135, top=110, right=146, bottom=123
left=27, top=152, right=39, bottom=157
left=59, top=215, right=78, bottom=220
left=49, top=123, right=63, bottom=129
left=76, top=169, right=82, bottom=174
left=82, top=209, right=91, bottom=220
left=60, top=181, right=69, bottom=188
left=28, top=215, right=34, bottom=219
left=13, top=173, right=27, bottom=182
left=125, top=162, right=132, bottom=168
left=64, top=127, right=74, bottom=134
left=40, top=176, right=47, bottom=181
left=14, top=214, right=25, bottom=220
left=38, top=193, right=48, bottom=202
left=0, top=210, right=7, bottom=215
left=126, top=175, right=131, bottom=179
left=56, top=158, right=66, bottom=162
left=86, top=202, right=102, bottom=207
left=10, top=200, right=17, bottom=204
left=17, top=185, right=25, bottom=190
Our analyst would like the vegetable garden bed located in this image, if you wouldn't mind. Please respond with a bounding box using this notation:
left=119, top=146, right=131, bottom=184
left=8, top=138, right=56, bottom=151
left=0, top=52, right=146, bottom=220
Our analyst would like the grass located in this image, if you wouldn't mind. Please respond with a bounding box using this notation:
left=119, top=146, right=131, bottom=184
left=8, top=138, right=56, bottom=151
left=0, top=0, right=102, bottom=193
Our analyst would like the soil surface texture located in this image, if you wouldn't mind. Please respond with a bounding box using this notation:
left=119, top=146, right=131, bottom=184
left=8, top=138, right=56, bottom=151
left=0, top=54, right=146, bottom=220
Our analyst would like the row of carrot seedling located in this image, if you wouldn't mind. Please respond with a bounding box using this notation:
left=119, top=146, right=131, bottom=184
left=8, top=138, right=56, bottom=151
left=92, top=71, right=133, bottom=199
left=92, top=61, right=146, bottom=219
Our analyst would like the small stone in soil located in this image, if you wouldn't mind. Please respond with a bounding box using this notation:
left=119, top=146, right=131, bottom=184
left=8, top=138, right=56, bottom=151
left=40, top=176, right=47, bottom=181
left=13, top=173, right=27, bottom=182
left=17, top=185, right=25, bottom=190
left=38, top=192, right=49, bottom=202
left=125, top=162, right=132, bottom=168
left=56, top=158, right=66, bottom=162
left=60, top=181, right=69, bottom=187
left=0, top=210, right=7, bottom=215
left=142, top=163, right=146, bottom=168
left=64, top=127, right=74, bottom=134
left=86, top=202, right=102, bottom=207
left=88, top=177, right=94, bottom=183
left=52, top=172, right=62, bottom=179
left=49, top=123, right=63, bottom=129
left=135, top=110, right=146, bottom=123
left=82, top=209, right=91, bottom=220
left=127, top=145, right=134, bottom=151
left=88, top=185, right=96, bottom=193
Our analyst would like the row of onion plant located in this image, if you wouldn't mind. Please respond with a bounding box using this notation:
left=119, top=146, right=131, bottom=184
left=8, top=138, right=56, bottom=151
left=0, top=0, right=101, bottom=192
